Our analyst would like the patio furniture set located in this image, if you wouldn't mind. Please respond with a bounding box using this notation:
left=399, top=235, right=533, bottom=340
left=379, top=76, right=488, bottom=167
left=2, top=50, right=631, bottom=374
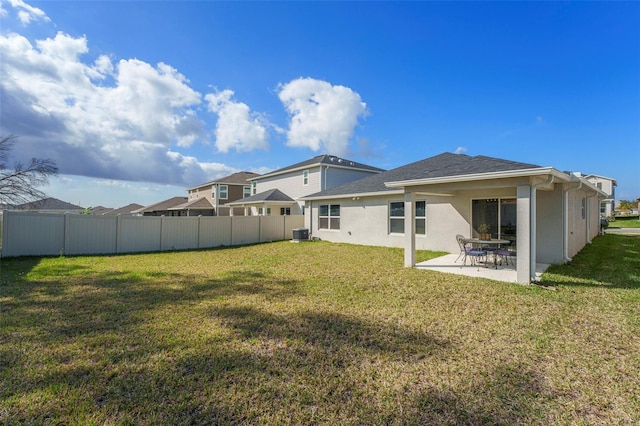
left=455, top=234, right=517, bottom=270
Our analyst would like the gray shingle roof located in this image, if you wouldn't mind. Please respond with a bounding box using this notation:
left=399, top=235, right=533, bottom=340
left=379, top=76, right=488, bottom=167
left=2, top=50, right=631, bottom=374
left=14, top=197, right=84, bottom=210
left=134, top=196, right=188, bottom=213
left=188, top=171, right=260, bottom=190
left=303, top=152, right=542, bottom=199
left=229, top=188, right=295, bottom=204
left=255, top=154, right=384, bottom=180
left=169, top=198, right=214, bottom=210
left=105, top=203, right=144, bottom=215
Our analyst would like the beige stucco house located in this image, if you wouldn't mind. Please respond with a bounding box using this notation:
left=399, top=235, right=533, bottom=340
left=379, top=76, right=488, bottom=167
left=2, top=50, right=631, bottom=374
left=301, top=152, right=607, bottom=285
left=227, top=155, right=383, bottom=216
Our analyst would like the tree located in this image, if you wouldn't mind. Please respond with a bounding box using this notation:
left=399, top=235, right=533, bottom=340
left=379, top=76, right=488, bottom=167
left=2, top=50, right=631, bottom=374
left=0, top=135, right=58, bottom=207
left=616, top=200, right=636, bottom=213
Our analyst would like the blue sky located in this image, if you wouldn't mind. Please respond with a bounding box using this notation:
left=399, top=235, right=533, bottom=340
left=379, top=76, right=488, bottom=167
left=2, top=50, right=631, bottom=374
left=1, top=0, right=638, bottom=208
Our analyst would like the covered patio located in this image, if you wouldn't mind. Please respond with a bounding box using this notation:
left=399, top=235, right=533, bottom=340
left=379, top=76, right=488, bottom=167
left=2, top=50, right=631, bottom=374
left=415, top=253, right=550, bottom=283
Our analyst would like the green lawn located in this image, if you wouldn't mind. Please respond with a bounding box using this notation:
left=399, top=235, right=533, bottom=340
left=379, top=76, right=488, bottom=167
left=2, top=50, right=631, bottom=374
left=1, top=235, right=639, bottom=424
left=608, top=216, right=640, bottom=228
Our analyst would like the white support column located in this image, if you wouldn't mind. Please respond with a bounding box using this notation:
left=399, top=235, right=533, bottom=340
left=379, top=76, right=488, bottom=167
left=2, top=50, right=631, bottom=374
left=516, top=185, right=531, bottom=284
left=404, top=191, right=415, bottom=267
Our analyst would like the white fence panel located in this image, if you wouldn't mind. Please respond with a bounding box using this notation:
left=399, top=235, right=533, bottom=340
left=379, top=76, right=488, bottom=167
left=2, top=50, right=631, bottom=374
left=199, top=217, right=232, bottom=248
left=67, top=215, right=117, bottom=255
left=2, top=211, right=65, bottom=256
left=261, top=216, right=285, bottom=242
left=284, top=215, right=304, bottom=240
left=232, top=216, right=260, bottom=246
left=119, top=216, right=162, bottom=253
left=161, top=216, right=199, bottom=250
left=1, top=211, right=304, bottom=257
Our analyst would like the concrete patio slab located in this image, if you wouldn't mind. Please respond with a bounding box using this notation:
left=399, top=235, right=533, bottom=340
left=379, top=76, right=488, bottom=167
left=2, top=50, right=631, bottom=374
left=415, top=253, right=550, bottom=284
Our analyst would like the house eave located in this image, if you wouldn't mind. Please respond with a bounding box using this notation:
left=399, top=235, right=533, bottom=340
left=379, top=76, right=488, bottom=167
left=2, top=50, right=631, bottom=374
left=227, top=200, right=297, bottom=207
left=301, top=189, right=403, bottom=201
left=384, top=167, right=570, bottom=188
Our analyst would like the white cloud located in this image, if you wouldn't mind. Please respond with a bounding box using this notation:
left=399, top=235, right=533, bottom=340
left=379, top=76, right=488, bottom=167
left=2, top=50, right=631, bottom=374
left=278, top=77, right=367, bottom=156
left=454, top=146, right=467, bottom=154
left=0, top=29, right=217, bottom=186
left=7, top=0, right=49, bottom=25
left=205, top=89, right=269, bottom=153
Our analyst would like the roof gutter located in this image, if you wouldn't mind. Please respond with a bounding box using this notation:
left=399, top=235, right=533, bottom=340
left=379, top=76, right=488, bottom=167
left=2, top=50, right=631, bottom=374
left=384, top=167, right=567, bottom=188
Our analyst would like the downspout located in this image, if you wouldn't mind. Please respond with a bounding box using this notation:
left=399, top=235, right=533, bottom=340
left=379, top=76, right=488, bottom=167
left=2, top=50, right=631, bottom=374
left=585, top=193, right=598, bottom=244
left=530, top=175, right=554, bottom=282
left=309, top=201, right=313, bottom=238
left=563, top=181, right=582, bottom=262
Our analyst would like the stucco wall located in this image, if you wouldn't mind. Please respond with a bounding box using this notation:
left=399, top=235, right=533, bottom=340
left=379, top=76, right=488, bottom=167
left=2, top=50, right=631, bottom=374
left=536, top=186, right=564, bottom=264
left=307, top=183, right=599, bottom=266
left=308, top=187, right=517, bottom=254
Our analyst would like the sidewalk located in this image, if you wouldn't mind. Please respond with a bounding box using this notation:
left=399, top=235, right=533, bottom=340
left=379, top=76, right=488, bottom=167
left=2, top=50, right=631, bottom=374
left=606, top=228, right=640, bottom=235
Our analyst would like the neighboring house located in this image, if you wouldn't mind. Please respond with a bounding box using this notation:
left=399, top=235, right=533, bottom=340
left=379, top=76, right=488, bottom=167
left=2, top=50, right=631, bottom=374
left=301, top=152, right=606, bottom=285
left=182, top=171, right=260, bottom=216
left=104, top=203, right=144, bottom=216
left=133, top=197, right=188, bottom=216
left=584, top=174, right=616, bottom=217
left=227, top=155, right=383, bottom=216
left=88, top=206, right=113, bottom=215
left=8, top=197, right=84, bottom=214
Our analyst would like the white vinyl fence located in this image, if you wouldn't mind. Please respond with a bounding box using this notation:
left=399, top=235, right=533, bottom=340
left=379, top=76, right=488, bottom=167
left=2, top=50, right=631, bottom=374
left=0, top=211, right=304, bottom=258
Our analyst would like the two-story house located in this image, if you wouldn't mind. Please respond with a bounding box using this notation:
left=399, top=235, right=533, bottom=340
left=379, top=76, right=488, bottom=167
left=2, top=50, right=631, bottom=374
left=584, top=174, right=617, bottom=217
left=227, top=155, right=384, bottom=216
left=181, top=171, right=260, bottom=216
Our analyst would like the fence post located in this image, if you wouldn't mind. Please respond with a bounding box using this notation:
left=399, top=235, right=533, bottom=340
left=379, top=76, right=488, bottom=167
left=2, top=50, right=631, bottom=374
left=63, top=213, right=70, bottom=255
left=197, top=215, right=201, bottom=249
left=116, top=215, right=122, bottom=253
left=160, top=215, right=165, bottom=251
left=1, top=210, right=8, bottom=257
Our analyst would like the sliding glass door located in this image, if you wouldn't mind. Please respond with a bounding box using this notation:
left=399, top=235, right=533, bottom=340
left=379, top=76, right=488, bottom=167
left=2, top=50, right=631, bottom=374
left=472, top=198, right=517, bottom=242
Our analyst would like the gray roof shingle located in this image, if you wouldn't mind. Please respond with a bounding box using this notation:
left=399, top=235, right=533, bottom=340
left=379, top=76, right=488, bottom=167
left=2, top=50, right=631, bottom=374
left=256, top=154, right=384, bottom=179
left=303, top=152, right=542, bottom=199
left=134, top=196, right=188, bottom=213
left=188, top=171, right=260, bottom=190
left=229, top=188, right=295, bottom=204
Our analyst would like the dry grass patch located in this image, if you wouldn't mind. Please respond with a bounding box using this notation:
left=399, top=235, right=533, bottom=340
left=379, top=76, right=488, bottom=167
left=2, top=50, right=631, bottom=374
left=1, top=237, right=639, bottom=424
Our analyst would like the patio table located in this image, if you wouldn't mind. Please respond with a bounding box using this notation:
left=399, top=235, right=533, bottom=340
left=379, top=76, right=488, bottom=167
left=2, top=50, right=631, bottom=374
left=464, top=238, right=511, bottom=268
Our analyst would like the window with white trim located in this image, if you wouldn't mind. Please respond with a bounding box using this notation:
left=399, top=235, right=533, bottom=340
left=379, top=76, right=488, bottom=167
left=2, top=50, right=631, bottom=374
left=389, top=201, right=404, bottom=234
left=303, top=170, right=309, bottom=186
left=280, top=207, right=291, bottom=215
left=243, top=186, right=251, bottom=198
left=319, top=204, right=340, bottom=230
left=252, top=181, right=257, bottom=195
left=415, top=201, right=426, bottom=235
left=219, top=185, right=228, bottom=200
left=388, top=201, right=427, bottom=235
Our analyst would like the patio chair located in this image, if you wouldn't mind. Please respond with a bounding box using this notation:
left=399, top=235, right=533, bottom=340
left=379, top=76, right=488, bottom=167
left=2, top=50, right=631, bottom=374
left=456, top=235, right=487, bottom=270
left=495, top=247, right=517, bottom=266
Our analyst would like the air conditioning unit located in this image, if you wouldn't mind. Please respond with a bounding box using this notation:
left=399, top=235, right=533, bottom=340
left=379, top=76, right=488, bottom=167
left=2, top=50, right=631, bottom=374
left=292, top=227, right=309, bottom=242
